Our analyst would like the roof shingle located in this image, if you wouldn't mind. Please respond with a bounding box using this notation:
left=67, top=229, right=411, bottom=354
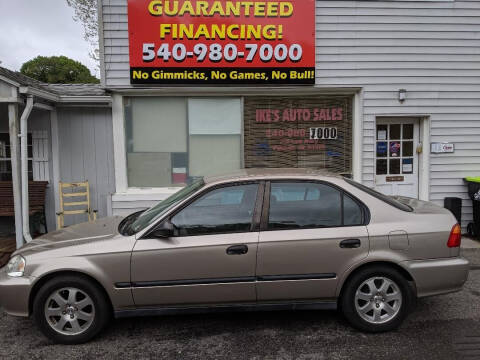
left=0, top=66, right=106, bottom=97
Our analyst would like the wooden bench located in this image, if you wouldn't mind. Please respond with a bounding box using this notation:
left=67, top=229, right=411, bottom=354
left=0, top=181, right=49, bottom=233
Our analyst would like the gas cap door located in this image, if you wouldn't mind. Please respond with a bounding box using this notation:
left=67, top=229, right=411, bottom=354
left=389, top=230, right=409, bottom=250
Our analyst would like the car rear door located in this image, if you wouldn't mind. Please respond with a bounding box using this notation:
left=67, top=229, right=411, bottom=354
left=130, top=182, right=263, bottom=307
left=256, top=181, right=370, bottom=302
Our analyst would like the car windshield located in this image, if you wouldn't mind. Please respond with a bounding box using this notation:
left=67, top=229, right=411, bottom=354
left=344, top=178, right=413, bottom=212
left=120, top=178, right=205, bottom=235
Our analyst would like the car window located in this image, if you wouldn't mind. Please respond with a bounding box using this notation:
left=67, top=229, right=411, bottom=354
left=268, top=182, right=365, bottom=230
left=171, top=183, right=259, bottom=236
left=123, top=178, right=205, bottom=235
left=271, top=186, right=320, bottom=201
left=344, top=194, right=363, bottom=226
left=268, top=182, right=342, bottom=230
left=193, top=188, right=245, bottom=206
left=344, top=178, right=412, bottom=212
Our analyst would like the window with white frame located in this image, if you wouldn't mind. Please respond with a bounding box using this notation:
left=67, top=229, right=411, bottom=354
left=0, top=133, right=33, bottom=181
left=124, top=97, right=243, bottom=188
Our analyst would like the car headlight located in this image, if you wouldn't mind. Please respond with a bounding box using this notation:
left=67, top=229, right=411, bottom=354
left=6, top=255, right=26, bottom=277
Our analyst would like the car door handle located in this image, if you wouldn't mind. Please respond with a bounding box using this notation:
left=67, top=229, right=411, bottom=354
left=339, top=239, right=361, bottom=249
left=226, top=245, right=249, bottom=255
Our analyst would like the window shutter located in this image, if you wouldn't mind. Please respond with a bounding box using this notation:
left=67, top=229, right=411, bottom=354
left=32, top=130, right=49, bottom=181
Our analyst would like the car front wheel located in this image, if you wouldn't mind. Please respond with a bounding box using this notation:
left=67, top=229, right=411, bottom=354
left=33, top=275, right=111, bottom=344
left=341, top=265, right=414, bottom=332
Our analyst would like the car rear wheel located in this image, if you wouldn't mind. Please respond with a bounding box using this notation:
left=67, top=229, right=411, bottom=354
left=340, top=265, right=414, bottom=332
left=33, top=275, right=111, bottom=344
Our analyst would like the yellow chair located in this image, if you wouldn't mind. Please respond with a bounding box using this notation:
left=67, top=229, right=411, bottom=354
left=56, top=181, right=97, bottom=229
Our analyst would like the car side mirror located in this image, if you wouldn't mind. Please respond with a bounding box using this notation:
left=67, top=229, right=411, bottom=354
left=149, top=220, right=174, bottom=239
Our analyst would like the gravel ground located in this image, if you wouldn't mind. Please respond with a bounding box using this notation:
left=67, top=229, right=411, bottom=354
left=0, top=249, right=479, bottom=360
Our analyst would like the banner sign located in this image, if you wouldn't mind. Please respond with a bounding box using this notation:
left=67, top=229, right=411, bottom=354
left=127, top=0, right=316, bottom=85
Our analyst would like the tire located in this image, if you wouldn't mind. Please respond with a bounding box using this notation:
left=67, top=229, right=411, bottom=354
left=33, top=275, right=111, bottom=344
left=340, top=265, right=415, bottom=333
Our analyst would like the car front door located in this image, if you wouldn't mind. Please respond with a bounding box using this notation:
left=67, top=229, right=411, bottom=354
left=131, top=182, right=262, bottom=307
left=256, top=181, right=370, bottom=302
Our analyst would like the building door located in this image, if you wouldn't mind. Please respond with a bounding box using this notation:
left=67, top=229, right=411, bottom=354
left=374, top=118, right=420, bottom=198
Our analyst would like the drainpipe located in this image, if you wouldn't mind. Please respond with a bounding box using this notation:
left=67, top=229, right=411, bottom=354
left=20, top=96, right=34, bottom=243
left=8, top=104, right=23, bottom=249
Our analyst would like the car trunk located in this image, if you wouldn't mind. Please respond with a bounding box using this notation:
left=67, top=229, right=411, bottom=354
left=392, top=196, right=460, bottom=259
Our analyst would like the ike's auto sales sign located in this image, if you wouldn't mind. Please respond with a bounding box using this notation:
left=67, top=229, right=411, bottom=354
left=127, top=0, right=315, bottom=85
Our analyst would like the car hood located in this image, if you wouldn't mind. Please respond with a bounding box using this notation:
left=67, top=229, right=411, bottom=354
left=13, top=216, right=125, bottom=257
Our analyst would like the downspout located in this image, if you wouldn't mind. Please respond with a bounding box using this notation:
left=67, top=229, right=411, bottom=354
left=20, top=96, right=34, bottom=243
left=8, top=103, right=23, bottom=249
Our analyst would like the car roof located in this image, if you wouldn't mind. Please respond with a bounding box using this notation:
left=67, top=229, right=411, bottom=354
left=204, top=168, right=345, bottom=184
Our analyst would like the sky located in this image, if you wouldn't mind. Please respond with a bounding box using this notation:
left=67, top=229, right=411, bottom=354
left=0, top=0, right=98, bottom=77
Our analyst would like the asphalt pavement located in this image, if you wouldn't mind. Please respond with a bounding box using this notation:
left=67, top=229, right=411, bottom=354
left=0, top=249, right=479, bottom=360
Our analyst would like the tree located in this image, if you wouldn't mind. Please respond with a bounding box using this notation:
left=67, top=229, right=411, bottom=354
left=20, top=56, right=99, bottom=84
left=66, top=0, right=99, bottom=64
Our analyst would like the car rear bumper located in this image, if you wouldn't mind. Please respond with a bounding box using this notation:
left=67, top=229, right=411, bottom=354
left=0, top=267, right=33, bottom=317
left=402, top=257, right=470, bottom=298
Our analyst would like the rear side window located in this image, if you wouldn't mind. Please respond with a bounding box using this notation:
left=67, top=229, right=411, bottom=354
left=268, top=182, right=364, bottom=230
left=344, top=194, right=363, bottom=226
left=344, top=178, right=413, bottom=212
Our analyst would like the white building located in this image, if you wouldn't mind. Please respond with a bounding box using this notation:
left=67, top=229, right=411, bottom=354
left=1, top=0, right=480, bottom=247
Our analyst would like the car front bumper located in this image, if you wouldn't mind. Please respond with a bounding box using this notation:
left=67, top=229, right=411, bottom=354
left=402, top=257, right=470, bottom=298
left=0, top=267, right=33, bottom=317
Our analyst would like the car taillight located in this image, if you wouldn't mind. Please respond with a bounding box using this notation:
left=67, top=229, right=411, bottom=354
left=447, top=223, right=462, bottom=248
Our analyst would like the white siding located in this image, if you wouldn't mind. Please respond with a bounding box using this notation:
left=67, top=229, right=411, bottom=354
left=314, top=0, right=480, bottom=229
left=57, top=107, right=116, bottom=225
left=0, top=105, right=116, bottom=230
left=101, top=0, right=130, bottom=87
left=111, top=191, right=177, bottom=216
left=100, top=0, right=480, bottom=229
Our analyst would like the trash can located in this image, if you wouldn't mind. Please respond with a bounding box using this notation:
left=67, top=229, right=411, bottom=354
left=444, top=197, right=462, bottom=225
left=464, top=176, right=480, bottom=239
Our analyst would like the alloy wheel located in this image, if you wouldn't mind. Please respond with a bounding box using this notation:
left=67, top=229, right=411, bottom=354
left=354, top=276, right=402, bottom=324
left=44, top=287, right=95, bottom=336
